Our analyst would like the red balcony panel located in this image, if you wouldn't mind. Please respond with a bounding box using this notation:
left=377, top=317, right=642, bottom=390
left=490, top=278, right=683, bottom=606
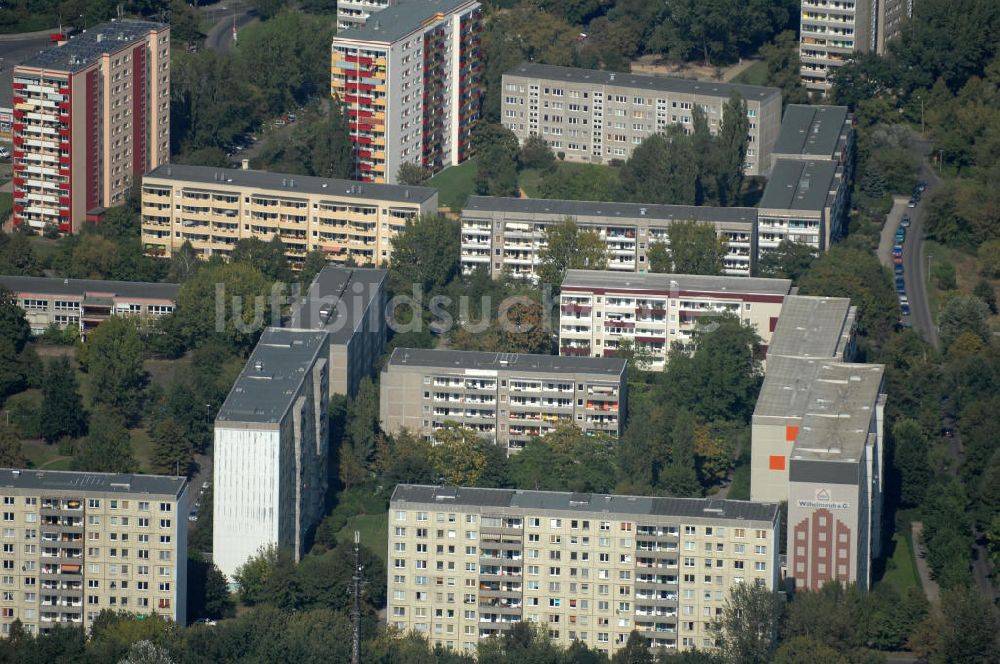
left=12, top=83, right=25, bottom=90
left=634, top=336, right=666, bottom=344
left=12, top=178, right=24, bottom=186
left=12, top=123, right=24, bottom=131
left=59, top=86, right=70, bottom=94
left=59, top=128, right=71, bottom=137
left=12, top=137, right=23, bottom=145
left=59, top=196, right=70, bottom=205
left=57, top=102, right=69, bottom=110
left=59, top=168, right=70, bottom=176
left=12, top=95, right=25, bottom=104
left=12, top=110, right=24, bottom=120
left=58, top=209, right=71, bottom=218
left=357, top=150, right=372, bottom=159
left=58, top=222, right=71, bottom=231
left=59, top=156, right=71, bottom=164
left=12, top=151, right=24, bottom=159
left=58, top=182, right=70, bottom=191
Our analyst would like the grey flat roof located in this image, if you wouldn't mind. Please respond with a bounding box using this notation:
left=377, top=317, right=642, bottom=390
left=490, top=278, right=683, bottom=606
left=464, top=196, right=757, bottom=226
left=19, top=20, right=164, bottom=73
left=507, top=62, right=782, bottom=103
left=0, top=468, right=185, bottom=498
left=286, top=266, right=387, bottom=344
left=335, top=0, right=474, bottom=42
left=792, top=363, right=885, bottom=462
left=755, top=356, right=825, bottom=420
left=0, top=275, right=179, bottom=301
left=767, top=295, right=854, bottom=360
left=392, top=484, right=780, bottom=524
left=563, top=269, right=791, bottom=297
left=145, top=164, right=436, bottom=205
left=759, top=159, right=840, bottom=212
left=773, top=105, right=849, bottom=157
left=386, top=347, right=626, bottom=377
left=216, top=327, right=328, bottom=425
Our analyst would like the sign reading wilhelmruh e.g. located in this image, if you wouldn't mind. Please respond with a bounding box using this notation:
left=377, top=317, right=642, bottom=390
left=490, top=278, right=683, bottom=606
left=796, top=488, right=850, bottom=510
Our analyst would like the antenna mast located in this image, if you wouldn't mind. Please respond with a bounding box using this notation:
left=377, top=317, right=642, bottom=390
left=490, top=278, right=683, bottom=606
left=350, top=529, right=363, bottom=664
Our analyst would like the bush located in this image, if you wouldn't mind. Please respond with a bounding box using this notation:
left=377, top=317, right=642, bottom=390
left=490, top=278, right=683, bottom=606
left=933, top=261, right=957, bottom=290
left=978, top=240, right=1000, bottom=278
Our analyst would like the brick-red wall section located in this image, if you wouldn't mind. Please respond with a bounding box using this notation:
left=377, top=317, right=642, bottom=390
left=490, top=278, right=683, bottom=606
left=132, top=43, right=147, bottom=176
left=85, top=69, right=100, bottom=215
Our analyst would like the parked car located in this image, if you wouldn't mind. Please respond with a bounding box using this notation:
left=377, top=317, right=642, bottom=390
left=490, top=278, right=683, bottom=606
left=188, top=511, right=198, bottom=522
left=193, top=618, right=217, bottom=626
left=0, top=146, right=9, bottom=159
left=893, top=255, right=904, bottom=265
left=916, top=181, right=927, bottom=193
left=892, top=245, right=903, bottom=257
left=901, top=303, right=911, bottom=316
left=895, top=277, right=906, bottom=293
left=900, top=215, right=911, bottom=228
left=895, top=229, right=906, bottom=243
left=894, top=263, right=904, bottom=275
left=899, top=294, right=909, bottom=307
left=907, top=198, right=917, bottom=208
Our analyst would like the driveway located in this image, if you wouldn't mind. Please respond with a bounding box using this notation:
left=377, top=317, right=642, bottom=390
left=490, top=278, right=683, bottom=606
left=202, top=1, right=256, bottom=53
left=877, top=196, right=909, bottom=266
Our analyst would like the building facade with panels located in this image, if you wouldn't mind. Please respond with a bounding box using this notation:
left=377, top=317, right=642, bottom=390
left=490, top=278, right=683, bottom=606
left=558, top=270, right=791, bottom=370
left=0, top=275, right=177, bottom=336
left=757, top=158, right=849, bottom=254
left=379, top=349, right=627, bottom=453
left=286, top=266, right=388, bottom=397
left=331, top=0, right=483, bottom=183
left=0, top=469, right=188, bottom=636
left=799, top=0, right=912, bottom=94
left=12, top=20, right=170, bottom=233
left=213, top=328, right=330, bottom=581
left=461, top=196, right=758, bottom=280
left=500, top=62, right=782, bottom=177
left=750, top=294, right=885, bottom=591
left=387, top=485, right=780, bottom=655
left=140, top=163, right=437, bottom=267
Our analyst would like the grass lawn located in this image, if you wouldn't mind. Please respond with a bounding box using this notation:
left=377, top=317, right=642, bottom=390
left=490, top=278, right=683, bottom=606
left=922, top=240, right=1000, bottom=330
left=731, top=60, right=769, bottom=86
left=428, top=158, right=478, bottom=212
left=26, top=236, right=65, bottom=265
left=726, top=463, right=751, bottom=500
left=0, top=192, right=11, bottom=220
left=519, top=168, right=544, bottom=198
left=336, top=512, right=388, bottom=564
left=21, top=438, right=72, bottom=470
left=877, top=522, right=922, bottom=596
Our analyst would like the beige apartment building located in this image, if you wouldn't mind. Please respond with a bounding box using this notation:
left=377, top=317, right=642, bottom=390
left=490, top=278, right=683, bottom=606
left=559, top=271, right=791, bottom=370
left=461, top=196, right=758, bottom=280
left=12, top=20, right=171, bottom=233
left=0, top=469, right=189, bottom=636
left=387, top=485, right=781, bottom=655
left=140, top=163, right=437, bottom=268
left=500, top=63, right=782, bottom=176
left=379, top=349, right=627, bottom=453
left=800, top=0, right=912, bottom=94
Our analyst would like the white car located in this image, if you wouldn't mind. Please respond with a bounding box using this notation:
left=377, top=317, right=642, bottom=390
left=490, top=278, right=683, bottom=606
left=0, top=147, right=9, bottom=159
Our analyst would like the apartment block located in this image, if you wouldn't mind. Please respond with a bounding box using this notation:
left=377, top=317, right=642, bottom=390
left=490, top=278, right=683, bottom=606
left=0, top=469, right=188, bottom=636
left=558, top=270, right=791, bottom=370
left=140, top=163, right=437, bottom=268
left=387, top=485, right=780, bottom=655
left=800, top=0, right=912, bottom=94
left=500, top=63, right=782, bottom=177
left=286, top=265, right=388, bottom=397
left=461, top=196, right=758, bottom=280
left=758, top=159, right=850, bottom=254
left=337, top=0, right=397, bottom=31
left=771, top=105, right=854, bottom=166
left=213, top=328, right=330, bottom=581
left=379, top=348, right=627, bottom=453
left=331, top=0, right=483, bottom=183
left=750, top=294, right=885, bottom=591
left=12, top=20, right=170, bottom=233
left=0, top=275, right=177, bottom=336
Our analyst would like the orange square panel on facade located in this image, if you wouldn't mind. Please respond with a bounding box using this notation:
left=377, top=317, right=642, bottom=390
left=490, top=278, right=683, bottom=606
left=785, top=425, right=799, bottom=441
left=769, top=455, right=786, bottom=471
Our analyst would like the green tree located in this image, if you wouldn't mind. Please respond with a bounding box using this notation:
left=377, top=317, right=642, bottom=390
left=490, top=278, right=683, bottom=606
left=938, top=294, right=991, bottom=351
left=166, top=240, right=200, bottom=282
left=388, top=215, right=461, bottom=293
left=620, top=129, right=698, bottom=205
left=912, top=587, right=1000, bottom=664
left=977, top=239, right=1000, bottom=277
left=40, top=356, right=87, bottom=443
left=649, top=220, right=729, bottom=275
left=85, top=317, right=146, bottom=426
left=759, top=31, right=811, bottom=105
left=204, top=563, right=236, bottom=619
left=713, top=583, right=782, bottom=664
left=519, top=135, right=556, bottom=171
left=715, top=92, right=750, bottom=206
left=758, top=240, right=817, bottom=281
left=537, top=163, right=622, bottom=201
left=149, top=414, right=193, bottom=477
left=612, top=631, right=653, bottom=664
left=892, top=418, right=932, bottom=507
left=396, top=161, right=428, bottom=186
left=174, top=262, right=274, bottom=351
left=773, top=636, right=847, bottom=664
left=474, top=123, right=520, bottom=197
left=338, top=377, right=380, bottom=488
left=972, top=278, right=997, bottom=314
left=429, top=424, right=496, bottom=487
left=536, top=218, right=608, bottom=287
left=0, top=287, right=30, bottom=354
left=72, top=410, right=136, bottom=474
left=234, top=544, right=278, bottom=606
left=230, top=236, right=289, bottom=282
left=0, top=423, right=27, bottom=468
left=0, top=231, right=42, bottom=276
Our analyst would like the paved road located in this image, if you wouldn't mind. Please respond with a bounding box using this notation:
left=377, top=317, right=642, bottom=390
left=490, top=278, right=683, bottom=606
left=903, top=138, right=941, bottom=348
left=911, top=521, right=941, bottom=606
left=877, top=196, right=909, bottom=266
left=202, top=1, right=256, bottom=53
left=0, top=30, right=60, bottom=109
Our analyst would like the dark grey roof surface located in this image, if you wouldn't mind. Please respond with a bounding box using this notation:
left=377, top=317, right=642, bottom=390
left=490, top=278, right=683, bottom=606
left=563, top=270, right=791, bottom=296
left=392, top=484, right=779, bottom=523
left=146, top=164, right=436, bottom=205
left=216, top=327, right=328, bottom=425
left=286, top=266, right=387, bottom=344
left=19, top=20, right=164, bottom=73
left=0, top=468, right=185, bottom=498
left=759, top=159, right=840, bottom=212
left=507, top=62, right=781, bottom=103
left=0, top=275, right=179, bottom=301
left=773, top=104, right=849, bottom=157
left=387, top=347, right=626, bottom=377
left=336, top=0, right=475, bottom=42
left=464, top=196, right=757, bottom=226
left=767, top=295, right=854, bottom=360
